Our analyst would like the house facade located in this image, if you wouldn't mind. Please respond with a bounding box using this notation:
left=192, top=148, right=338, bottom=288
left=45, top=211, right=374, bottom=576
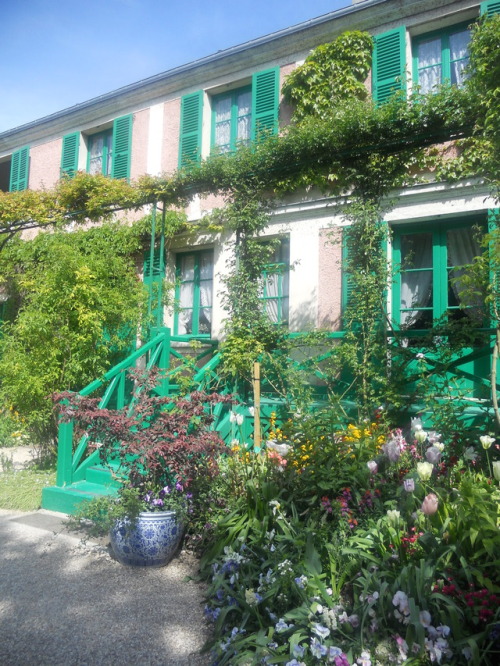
left=0, top=0, right=498, bottom=346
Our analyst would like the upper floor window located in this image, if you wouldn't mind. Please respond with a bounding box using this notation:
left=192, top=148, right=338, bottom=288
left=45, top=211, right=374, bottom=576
left=87, top=130, right=113, bottom=175
left=212, top=87, right=252, bottom=154
left=392, top=221, right=483, bottom=330
left=179, top=67, right=279, bottom=169
left=174, top=250, right=214, bottom=337
left=412, top=24, right=471, bottom=94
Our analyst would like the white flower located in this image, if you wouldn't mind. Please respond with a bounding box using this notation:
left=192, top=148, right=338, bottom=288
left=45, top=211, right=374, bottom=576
left=416, top=461, right=434, bottom=481
left=367, top=460, right=378, bottom=474
left=414, top=429, right=428, bottom=444
left=493, top=460, right=500, bottom=482
left=236, top=413, right=244, bottom=426
left=229, top=411, right=237, bottom=423
left=248, top=406, right=255, bottom=416
left=480, top=435, right=495, bottom=450
left=463, top=446, right=478, bottom=462
left=386, top=509, right=401, bottom=525
left=411, top=418, right=423, bottom=432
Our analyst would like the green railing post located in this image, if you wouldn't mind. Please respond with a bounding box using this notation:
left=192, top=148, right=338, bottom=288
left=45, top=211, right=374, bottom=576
left=56, top=418, right=74, bottom=487
left=159, top=327, right=171, bottom=396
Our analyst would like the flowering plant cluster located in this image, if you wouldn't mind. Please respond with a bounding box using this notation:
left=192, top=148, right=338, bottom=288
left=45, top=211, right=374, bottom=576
left=200, top=411, right=500, bottom=666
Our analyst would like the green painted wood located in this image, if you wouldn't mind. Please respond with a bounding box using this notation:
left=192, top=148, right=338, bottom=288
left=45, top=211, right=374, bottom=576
left=56, top=420, right=74, bottom=487
left=481, top=0, right=500, bottom=16
left=179, top=90, right=203, bottom=168
left=372, top=26, right=406, bottom=104
left=61, top=133, right=80, bottom=178
left=251, top=67, right=279, bottom=142
left=9, top=146, right=29, bottom=192
left=111, top=114, right=132, bottom=180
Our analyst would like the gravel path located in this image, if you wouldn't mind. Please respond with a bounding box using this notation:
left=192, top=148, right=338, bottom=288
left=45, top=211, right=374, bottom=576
left=0, top=509, right=213, bottom=665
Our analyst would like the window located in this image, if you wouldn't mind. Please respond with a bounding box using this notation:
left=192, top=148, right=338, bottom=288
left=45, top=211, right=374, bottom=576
left=212, top=87, right=251, bottom=153
left=260, top=239, right=289, bottom=325
left=392, top=222, right=483, bottom=330
left=174, top=250, right=213, bottom=336
left=84, top=114, right=132, bottom=180
left=87, top=130, right=113, bottom=175
left=179, top=67, right=279, bottom=168
left=412, top=24, right=471, bottom=94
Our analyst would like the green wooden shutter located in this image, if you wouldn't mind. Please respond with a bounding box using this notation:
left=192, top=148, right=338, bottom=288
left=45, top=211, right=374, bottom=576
left=179, top=91, right=203, bottom=168
left=9, top=146, right=29, bottom=191
left=144, top=247, right=165, bottom=325
left=372, top=26, right=407, bottom=104
left=251, top=67, right=279, bottom=143
left=111, top=115, right=132, bottom=180
left=481, top=0, right=500, bottom=16
left=341, top=228, right=354, bottom=327
left=60, top=133, right=80, bottom=178
left=488, top=209, right=500, bottom=320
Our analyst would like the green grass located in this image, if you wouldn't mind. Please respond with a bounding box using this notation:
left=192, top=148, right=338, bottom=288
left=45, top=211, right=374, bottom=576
left=0, top=467, right=56, bottom=511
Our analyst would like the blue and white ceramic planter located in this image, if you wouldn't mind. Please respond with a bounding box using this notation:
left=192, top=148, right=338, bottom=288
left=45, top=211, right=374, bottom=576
left=109, top=510, right=182, bottom=567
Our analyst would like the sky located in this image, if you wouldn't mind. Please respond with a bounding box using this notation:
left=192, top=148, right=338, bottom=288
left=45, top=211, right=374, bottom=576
left=1, top=0, right=353, bottom=133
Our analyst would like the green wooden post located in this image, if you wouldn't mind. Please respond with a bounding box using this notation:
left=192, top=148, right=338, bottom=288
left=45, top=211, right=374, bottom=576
left=147, top=203, right=158, bottom=323
left=159, top=327, right=171, bottom=396
left=117, top=370, right=126, bottom=409
left=56, top=419, right=74, bottom=487
left=156, top=206, right=166, bottom=328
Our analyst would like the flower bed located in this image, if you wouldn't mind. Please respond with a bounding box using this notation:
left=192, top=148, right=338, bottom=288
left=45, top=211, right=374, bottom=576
left=200, top=412, right=500, bottom=665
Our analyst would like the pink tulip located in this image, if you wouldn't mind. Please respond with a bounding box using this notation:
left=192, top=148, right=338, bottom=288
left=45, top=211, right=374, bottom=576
left=421, top=493, right=439, bottom=516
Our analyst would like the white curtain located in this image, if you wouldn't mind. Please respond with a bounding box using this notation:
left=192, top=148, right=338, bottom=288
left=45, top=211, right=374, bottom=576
left=214, top=97, right=231, bottom=151
left=265, top=273, right=279, bottom=323
left=447, top=227, right=482, bottom=317
left=417, top=37, right=442, bottom=93
left=400, top=233, right=433, bottom=327
left=449, top=30, right=470, bottom=87
left=236, top=90, right=251, bottom=145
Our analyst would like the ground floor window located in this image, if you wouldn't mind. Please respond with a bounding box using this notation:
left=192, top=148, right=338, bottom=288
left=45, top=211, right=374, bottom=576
left=174, top=250, right=213, bottom=336
left=260, top=238, right=289, bottom=325
left=392, top=221, right=483, bottom=330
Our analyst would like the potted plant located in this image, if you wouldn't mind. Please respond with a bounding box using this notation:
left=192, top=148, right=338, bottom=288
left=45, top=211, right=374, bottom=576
left=55, top=367, right=231, bottom=566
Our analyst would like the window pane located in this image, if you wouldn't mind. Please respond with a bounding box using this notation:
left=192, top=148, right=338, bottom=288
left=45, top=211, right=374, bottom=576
left=198, top=308, right=212, bottom=334
left=215, top=121, right=231, bottom=150
left=418, top=37, right=441, bottom=67
left=179, top=282, right=194, bottom=309
left=449, top=30, right=470, bottom=62
left=400, top=233, right=433, bottom=328
left=88, top=135, right=103, bottom=175
left=178, top=310, right=193, bottom=335
left=199, top=253, right=213, bottom=280
left=237, top=116, right=251, bottom=144
left=450, top=30, right=470, bottom=87
left=417, top=37, right=442, bottom=93
left=447, top=227, right=482, bottom=317
left=401, top=233, right=433, bottom=268
left=214, top=97, right=231, bottom=122
left=237, top=90, right=251, bottom=116
left=180, top=254, right=195, bottom=281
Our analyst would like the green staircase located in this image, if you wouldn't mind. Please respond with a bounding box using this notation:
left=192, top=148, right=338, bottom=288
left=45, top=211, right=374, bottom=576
left=41, top=327, right=288, bottom=514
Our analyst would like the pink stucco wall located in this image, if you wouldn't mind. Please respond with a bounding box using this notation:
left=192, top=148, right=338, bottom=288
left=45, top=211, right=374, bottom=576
left=317, top=227, right=342, bottom=330
left=28, top=138, right=62, bottom=190
left=130, top=109, right=149, bottom=182
left=279, top=62, right=296, bottom=128
left=162, top=98, right=181, bottom=175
